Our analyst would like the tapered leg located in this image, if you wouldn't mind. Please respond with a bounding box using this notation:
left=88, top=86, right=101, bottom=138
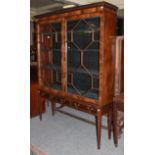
left=113, top=101, right=118, bottom=147
left=38, top=90, right=42, bottom=121
left=96, top=109, right=102, bottom=149
left=107, top=111, right=112, bottom=139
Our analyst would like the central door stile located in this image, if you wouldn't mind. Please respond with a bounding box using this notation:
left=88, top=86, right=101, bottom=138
left=61, top=18, right=67, bottom=92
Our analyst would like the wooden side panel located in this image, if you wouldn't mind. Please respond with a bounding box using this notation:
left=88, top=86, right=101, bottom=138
left=100, top=9, right=117, bottom=105
left=99, top=13, right=105, bottom=103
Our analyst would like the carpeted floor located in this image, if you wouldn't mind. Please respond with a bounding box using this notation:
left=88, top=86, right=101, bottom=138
left=30, top=102, right=124, bottom=155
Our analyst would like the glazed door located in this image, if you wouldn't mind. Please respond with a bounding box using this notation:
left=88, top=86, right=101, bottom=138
left=39, top=22, right=62, bottom=90
left=66, top=17, right=100, bottom=99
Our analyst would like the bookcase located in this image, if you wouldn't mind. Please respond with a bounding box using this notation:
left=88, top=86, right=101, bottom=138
left=35, top=2, right=117, bottom=149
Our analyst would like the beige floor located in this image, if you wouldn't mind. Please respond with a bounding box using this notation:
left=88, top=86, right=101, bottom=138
left=30, top=102, right=124, bottom=155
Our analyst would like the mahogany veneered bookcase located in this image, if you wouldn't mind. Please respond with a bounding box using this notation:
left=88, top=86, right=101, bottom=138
left=35, top=2, right=118, bottom=149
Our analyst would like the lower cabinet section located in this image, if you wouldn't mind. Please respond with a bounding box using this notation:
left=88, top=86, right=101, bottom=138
left=38, top=90, right=112, bottom=149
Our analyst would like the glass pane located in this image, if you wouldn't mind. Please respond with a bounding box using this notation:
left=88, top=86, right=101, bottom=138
left=53, top=49, right=61, bottom=67
left=73, top=69, right=92, bottom=93
left=67, top=20, right=79, bottom=31
left=67, top=43, right=81, bottom=69
left=73, top=20, right=92, bottom=49
left=51, top=22, right=61, bottom=89
left=85, top=17, right=100, bottom=28
left=40, top=23, right=61, bottom=90
left=67, top=17, right=100, bottom=99
left=83, top=51, right=99, bottom=74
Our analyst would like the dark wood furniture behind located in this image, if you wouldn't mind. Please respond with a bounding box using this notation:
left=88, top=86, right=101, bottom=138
left=35, top=2, right=118, bottom=149
left=113, top=93, right=124, bottom=146
left=114, top=36, right=124, bottom=96
left=30, top=65, right=45, bottom=118
left=109, top=36, right=124, bottom=146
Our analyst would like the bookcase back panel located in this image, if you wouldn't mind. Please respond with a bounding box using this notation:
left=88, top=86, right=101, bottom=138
left=67, top=17, right=100, bottom=99
left=40, top=22, right=62, bottom=90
